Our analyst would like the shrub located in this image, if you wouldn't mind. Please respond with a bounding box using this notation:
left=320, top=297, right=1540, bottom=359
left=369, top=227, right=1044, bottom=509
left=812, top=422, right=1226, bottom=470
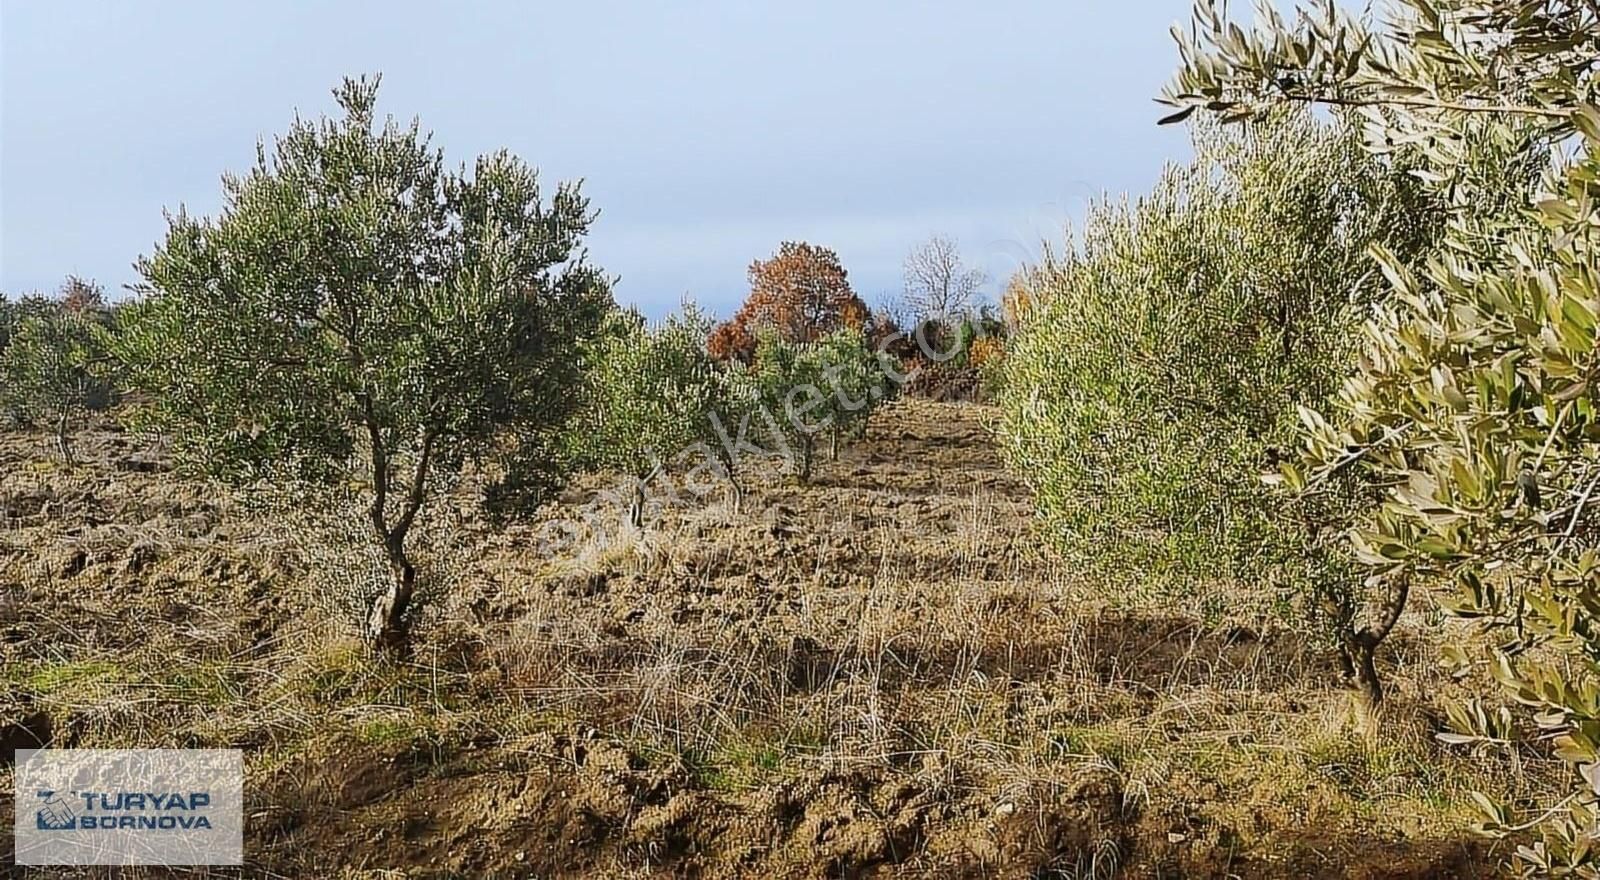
left=965, top=335, right=1004, bottom=371
left=968, top=336, right=1006, bottom=401
left=900, top=361, right=982, bottom=403
left=996, top=109, right=1439, bottom=657
left=887, top=308, right=1007, bottom=402
left=114, top=76, right=612, bottom=650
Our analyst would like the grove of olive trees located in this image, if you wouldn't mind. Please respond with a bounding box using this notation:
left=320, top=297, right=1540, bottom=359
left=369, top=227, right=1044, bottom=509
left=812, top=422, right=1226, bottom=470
left=8, top=3, right=1600, bottom=875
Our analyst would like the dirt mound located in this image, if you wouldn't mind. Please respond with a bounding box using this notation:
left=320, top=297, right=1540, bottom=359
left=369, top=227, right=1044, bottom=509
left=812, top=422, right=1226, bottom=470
left=252, top=729, right=1133, bottom=879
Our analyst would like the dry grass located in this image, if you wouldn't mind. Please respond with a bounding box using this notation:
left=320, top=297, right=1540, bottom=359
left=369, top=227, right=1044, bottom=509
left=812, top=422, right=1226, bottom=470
left=0, top=400, right=1560, bottom=877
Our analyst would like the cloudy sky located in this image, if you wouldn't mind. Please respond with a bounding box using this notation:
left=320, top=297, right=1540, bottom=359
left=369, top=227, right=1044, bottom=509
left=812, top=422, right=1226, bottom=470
left=1, top=1, right=1196, bottom=316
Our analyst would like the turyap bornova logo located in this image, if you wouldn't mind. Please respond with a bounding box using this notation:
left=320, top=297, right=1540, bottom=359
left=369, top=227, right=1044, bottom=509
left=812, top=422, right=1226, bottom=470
left=14, top=750, right=243, bottom=866
left=33, top=788, right=214, bottom=831
left=35, top=790, right=77, bottom=830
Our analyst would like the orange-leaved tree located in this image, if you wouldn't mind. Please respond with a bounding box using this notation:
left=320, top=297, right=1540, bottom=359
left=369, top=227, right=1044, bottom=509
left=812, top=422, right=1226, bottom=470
left=999, top=272, right=1035, bottom=331
left=708, top=241, right=872, bottom=362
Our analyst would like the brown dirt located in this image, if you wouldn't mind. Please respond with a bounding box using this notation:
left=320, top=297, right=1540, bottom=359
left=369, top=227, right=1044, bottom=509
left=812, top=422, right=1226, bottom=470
left=0, top=401, right=1537, bottom=878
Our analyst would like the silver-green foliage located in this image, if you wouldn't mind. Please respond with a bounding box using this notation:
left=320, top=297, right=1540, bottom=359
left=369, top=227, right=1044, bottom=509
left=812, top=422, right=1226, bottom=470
left=0, top=294, right=59, bottom=362
left=1164, top=1, right=1600, bottom=871
left=566, top=304, right=738, bottom=524
left=114, top=76, right=612, bottom=648
left=996, top=110, right=1436, bottom=625
left=569, top=305, right=723, bottom=479
left=0, top=307, right=112, bottom=464
left=752, top=327, right=893, bottom=482
left=814, top=325, right=896, bottom=449
left=0, top=295, right=16, bottom=357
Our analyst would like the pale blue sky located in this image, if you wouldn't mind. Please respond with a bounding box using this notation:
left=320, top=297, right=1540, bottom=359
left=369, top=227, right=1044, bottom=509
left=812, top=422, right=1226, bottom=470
left=1, top=1, right=1194, bottom=316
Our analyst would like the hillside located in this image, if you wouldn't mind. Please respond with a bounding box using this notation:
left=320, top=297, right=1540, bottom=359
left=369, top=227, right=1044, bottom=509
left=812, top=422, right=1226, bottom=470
left=0, top=399, right=1545, bottom=878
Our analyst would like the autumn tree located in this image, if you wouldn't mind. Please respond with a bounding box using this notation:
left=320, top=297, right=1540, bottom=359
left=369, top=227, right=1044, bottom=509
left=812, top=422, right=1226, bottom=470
left=902, top=235, right=986, bottom=321
left=116, top=76, right=612, bottom=651
left=1000, top=273, right=1036, bottom=331
left=708, top=241, right=872, bottom=362
left=59, top=276, right=106, bottom=315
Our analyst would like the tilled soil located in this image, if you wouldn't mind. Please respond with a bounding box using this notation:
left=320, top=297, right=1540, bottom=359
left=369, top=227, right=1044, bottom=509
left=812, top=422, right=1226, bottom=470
left=0, top=401, right=1513, bottom=878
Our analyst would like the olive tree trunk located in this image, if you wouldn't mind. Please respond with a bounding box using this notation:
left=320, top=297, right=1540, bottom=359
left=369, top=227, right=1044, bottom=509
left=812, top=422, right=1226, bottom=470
left=367, top=536, right=417, bottom=654
left=55, top=412, right=75, bottom=468
left=628, top=482, right=647, bottom=530
left=798, top=436, right=815, bottom=483
left=714, top=451, right=743, bottom=513
left=1339, top=575, right=1411, bottom=707
left=363, top=424, right=436, bottom=654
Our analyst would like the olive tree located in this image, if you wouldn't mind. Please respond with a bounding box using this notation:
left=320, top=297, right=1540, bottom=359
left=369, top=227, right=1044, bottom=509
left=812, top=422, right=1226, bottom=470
left=814, top=326, right=896, bottom=459
left=567, top=304, right=733, bottom=527
left=996, top=109, right=1438, bottom=681
left=0, top=307, right=112, bottom=465
left=0, top=296, right=20, bottom=364
left=0, top=294, right=57, bottom=360
left=752, top=327, right=892, bottom=482
left=1164, top=0, right=1600, bottom=870
left=116, top=76, right=611, bottom=650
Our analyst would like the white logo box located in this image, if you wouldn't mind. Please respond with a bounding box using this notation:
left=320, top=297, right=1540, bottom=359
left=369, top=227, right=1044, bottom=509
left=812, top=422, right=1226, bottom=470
left=13, top=749, right=243, bottom=866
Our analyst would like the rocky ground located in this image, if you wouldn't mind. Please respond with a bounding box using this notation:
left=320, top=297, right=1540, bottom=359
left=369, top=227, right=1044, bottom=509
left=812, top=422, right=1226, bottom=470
left=0, top=400, right=1556, bottom=877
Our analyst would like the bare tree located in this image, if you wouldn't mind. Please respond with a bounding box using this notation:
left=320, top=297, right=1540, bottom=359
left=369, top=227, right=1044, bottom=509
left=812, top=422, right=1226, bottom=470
left=902, top=235, right=986, bottom=321
left=874, top=291, right=916, bottom=333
